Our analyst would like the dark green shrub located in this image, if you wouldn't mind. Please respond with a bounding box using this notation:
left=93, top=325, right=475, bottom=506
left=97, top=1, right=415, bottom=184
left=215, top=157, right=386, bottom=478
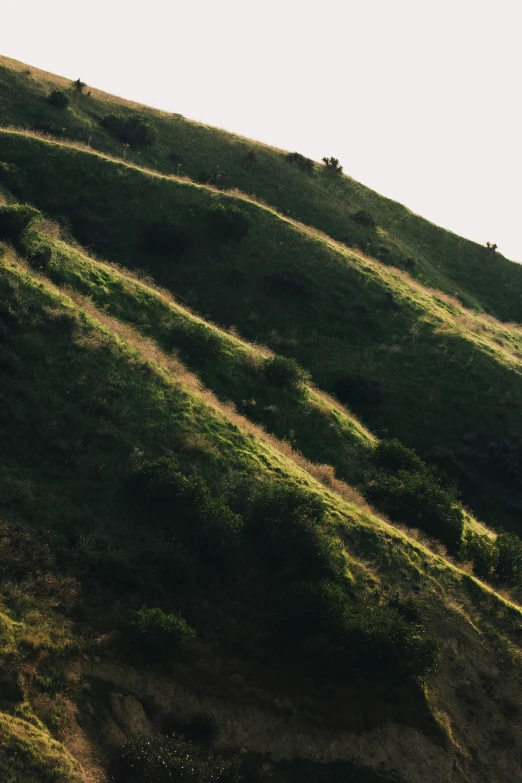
left=287, top=581, right=440, bottom=677
left=126, top=606, right=195, bottom=662
left=197, top=170, right=222, bottom=187
left=363, top=469, right=464, bottom=552
left=128, top=457, right=242, bottom=572
left=205, top=203, right=251, bottom=242
left=286, top=152, right=314, bottom=173
left=114, top=734, right=241, bottom=783
left=47, top=90, right=70, bottom=109
left=244, top=150, right=257, bottom=164
left=72, top=78, right=86, bottom=93
left=374, top=439, right=425, bottom=474
left=495, top=532, right=522, bottom=586
left=460, top=532, right=497, bottom=580
left=322, top=157, right=343, bottom=173
left=0, top=204, right=43, bottom=243
left=174, top=326, right=222, bottom=365
left=264, top=355, right=308, bottom=392
left=144, top=220, right=192, bottom=255
left=0, top=162, right=26, bottom=197
left=246, top=484, right=344, bottom=582
left=351, top=210, right=376, bottom=228
left=100, top=112, right=156, bottom=148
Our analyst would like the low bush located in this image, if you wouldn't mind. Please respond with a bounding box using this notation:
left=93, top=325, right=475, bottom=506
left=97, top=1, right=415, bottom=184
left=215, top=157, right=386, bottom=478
left=374, top=439, right=425, bottom=474
left=285, top=152, right=314, bottom=173
left=246, top=483, right=344, bottom=582
left=72, top=78, right=86, bottom=93
left=351, top=210, right=376, bottom=228
left=0, top=162, right=26, bottom=198
left=114, top=734, right=241, bottom=783
left=173, top=326, right=222, bottom=365
left=205, top=203, right=251, bottom=242
left=128, top=457, right=242, bottom=572
left=100, top=112, right=156, bottom=148
left=288, top=581, right=440, bottom=677
left=126, top=606, right=195, bottom=662
left=495, top=532, right=522, bottom=586
left=363, top=469, right=464, bottom=552
left=197, top=170, right=222, bottom=187
left=264, top=355, right=308, bottom=392
left=322, top=157, right=343, bottom=173
left=460, top=532, right=497, bottom=580
left=47, top=90, right=70, bottom=109
left=0, top=204, right=43, bottom=243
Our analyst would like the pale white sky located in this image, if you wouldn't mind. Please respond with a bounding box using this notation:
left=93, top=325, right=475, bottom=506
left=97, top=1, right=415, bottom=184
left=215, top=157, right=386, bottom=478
left=2, top=0, right=521, bottom=260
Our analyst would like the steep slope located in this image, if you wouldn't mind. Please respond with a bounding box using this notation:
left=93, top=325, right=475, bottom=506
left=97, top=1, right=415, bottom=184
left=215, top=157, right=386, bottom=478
left=1, top=243, right=522, bottom=783
left=1, top=54, right=521, bottom=323
left=2, top=130, right=522, bottom=532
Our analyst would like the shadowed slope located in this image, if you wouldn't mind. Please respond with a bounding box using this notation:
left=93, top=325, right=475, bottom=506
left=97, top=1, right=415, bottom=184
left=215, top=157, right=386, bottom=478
left=2, top=130, right=522, bottom=530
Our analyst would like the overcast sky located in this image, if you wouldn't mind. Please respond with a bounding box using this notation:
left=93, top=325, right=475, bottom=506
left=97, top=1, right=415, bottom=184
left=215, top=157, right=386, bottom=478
left=2, top=0, right=521, bottom=261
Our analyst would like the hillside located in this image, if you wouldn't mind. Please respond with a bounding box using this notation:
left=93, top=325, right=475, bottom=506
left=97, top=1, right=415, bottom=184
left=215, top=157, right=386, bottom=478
left=1, top=53, right=521, bottom=323
left=1, top=56, right=522, bottom=783
left=2, top=129, right=522, bottom=532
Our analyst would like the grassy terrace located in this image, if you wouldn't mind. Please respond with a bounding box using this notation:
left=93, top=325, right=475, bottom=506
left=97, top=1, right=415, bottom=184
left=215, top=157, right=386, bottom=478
left=2, top=131, right=522, bottom=530
left=2, top=55, right=522, bottom=782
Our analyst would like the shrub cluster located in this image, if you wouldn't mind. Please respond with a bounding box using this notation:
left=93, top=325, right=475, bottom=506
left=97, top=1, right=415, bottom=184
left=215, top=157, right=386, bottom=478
left=114, top=734, right=241, bottom=783
left=205, top=203, right=251, bottom=242
left=0, top=162, right=26, bottom=198
left=287, top=580, right=440, bottom=677
left=72, top=78, right=86, bottom=93
left=285, top=152, right=314, bottom=173
left=245, top=484, right=344, bottom=582
left=0, top=203, right=53, bottom=270
left=263, top=355, right=309, bottom=392
left=47, top=90, right=70, bottom=109
left=462, top=530, right=522, bottom=587
left=173, top=325, right=222, bottom=366
left=322, top=157, right=343, bottom=173
left=0, top=204, right=43, bottom=243
left=351, top=209, right=376, bottom=228
left=127, top=457, right=441, bottom=679
left=363, top=439, right=464, bottom=552
left=129, top=457, right=242, bottom=572
left=126, top=606, right=195, bottom=662
left=101, top=112, right=156, bottom=148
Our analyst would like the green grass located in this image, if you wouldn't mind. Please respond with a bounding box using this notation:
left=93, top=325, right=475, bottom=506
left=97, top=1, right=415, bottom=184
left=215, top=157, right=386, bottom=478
left=1, top=238, right=522, bottom=781
left=3, top=55, right=522, bottom=782
left=0, top=712, right=81, bottom=783
left=2, top=130, right=522, bottom=530
left=1, top=54, right=521, bottom=324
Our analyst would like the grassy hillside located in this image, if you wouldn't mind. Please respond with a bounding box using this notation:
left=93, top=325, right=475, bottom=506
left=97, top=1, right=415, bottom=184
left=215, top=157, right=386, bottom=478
left=3, top=55, right=522, bottom=783
left=2, top=130, right=522, bottom=532
left=1, top=54, right=521, bottom=324
left=1, top=241, right=522, bottom=783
